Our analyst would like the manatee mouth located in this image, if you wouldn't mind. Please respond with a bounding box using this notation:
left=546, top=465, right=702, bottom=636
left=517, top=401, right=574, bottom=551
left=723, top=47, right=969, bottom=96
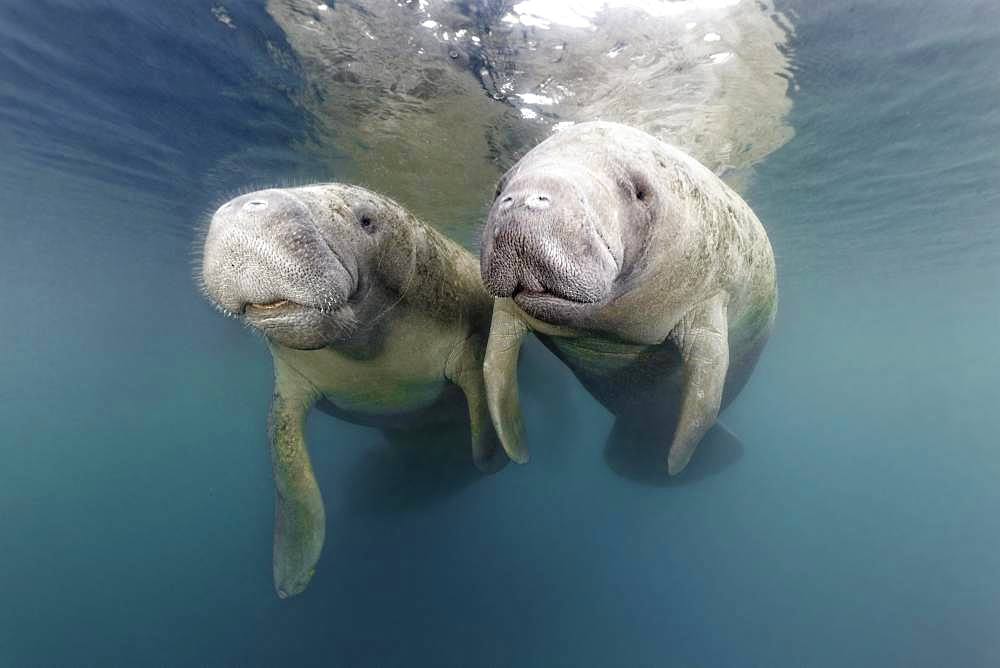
left=241, top=299, right=343, bottom=329
left=246, top=300, right=290, bottom=312
left=243, top=300, right=308, bottom=321
left=239, top=298, right=356, bottom=350
left=512, top=287, right=599, bottom=305
left=510, top=287, right=599, bottom=324
left=242, top=297, right=349, bottom=319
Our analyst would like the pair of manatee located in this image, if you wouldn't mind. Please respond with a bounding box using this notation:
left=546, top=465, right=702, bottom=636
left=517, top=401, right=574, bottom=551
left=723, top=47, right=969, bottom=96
left=199, top=122, right=777, bottom=598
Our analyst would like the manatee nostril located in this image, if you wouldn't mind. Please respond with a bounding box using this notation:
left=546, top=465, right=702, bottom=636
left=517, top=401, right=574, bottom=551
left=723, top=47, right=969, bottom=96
left=244, top=199, right=268, bottom=211
left=524, top=193, right=552, bottom=210
left=499, top=195, right=515, bottom=210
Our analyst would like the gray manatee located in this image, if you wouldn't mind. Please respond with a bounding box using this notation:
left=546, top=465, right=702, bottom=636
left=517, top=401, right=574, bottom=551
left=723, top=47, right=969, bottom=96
left=200, top=183, right=508, bottom=598
left=480, top=122, right=777, bottom=475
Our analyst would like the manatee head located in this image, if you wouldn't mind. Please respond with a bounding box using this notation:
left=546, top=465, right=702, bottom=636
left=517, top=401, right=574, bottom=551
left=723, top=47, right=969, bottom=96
left=200, top=184, right=408, bottom=349
left=480, top=132, right=655, bottom=327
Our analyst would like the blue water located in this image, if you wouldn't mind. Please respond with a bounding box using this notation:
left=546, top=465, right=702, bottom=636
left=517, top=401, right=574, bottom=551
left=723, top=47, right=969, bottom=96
left=2, top=1, right=999, bottom=666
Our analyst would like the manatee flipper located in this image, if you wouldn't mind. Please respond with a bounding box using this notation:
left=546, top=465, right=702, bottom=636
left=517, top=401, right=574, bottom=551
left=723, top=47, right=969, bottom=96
left=483, top=298, right=529, bottom=463
left=666, top=293, right=730, bottom=475
left=445, top=334, right=509, bottom=473
left=269, top=355, right=323, bottom=598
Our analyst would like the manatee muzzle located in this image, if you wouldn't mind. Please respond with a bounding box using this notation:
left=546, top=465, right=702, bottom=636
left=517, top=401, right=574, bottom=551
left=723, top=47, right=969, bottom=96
left=201, top=190, right=359, bottom=346
left=481, top=181, right=620, bottom=316
left=204, top=193, right=354, bottom=304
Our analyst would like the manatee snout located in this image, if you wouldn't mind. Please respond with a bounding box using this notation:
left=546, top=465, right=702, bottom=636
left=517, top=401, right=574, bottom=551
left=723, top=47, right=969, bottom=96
left=481, top=172, right=622, bottom=318
left=200, top=189, right=358, bottom=349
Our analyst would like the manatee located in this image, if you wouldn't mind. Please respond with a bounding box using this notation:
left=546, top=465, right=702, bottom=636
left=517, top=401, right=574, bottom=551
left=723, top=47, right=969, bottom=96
left=200, top=183, right=510, bottom=598
left=479, top=122, right=777, bottom=475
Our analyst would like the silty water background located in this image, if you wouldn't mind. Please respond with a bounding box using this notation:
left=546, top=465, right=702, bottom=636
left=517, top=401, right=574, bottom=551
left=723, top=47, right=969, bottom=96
left=1, top=0, right=998, bottom=665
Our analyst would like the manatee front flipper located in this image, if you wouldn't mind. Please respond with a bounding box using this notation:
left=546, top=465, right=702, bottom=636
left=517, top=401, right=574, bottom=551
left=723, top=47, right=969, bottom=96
left=446, top=334, right=509, bottom=473
left=666, top=293, right=730, bottom=475
left=269, top=355, right=323, bottom=598
left=483, top=298, right=529, bottom=463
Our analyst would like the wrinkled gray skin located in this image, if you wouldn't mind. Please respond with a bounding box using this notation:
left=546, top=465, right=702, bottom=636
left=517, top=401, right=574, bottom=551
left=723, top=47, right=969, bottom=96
left=200, top=184, right=508, bottom=598
left=480, top=122, right=777, bottom=475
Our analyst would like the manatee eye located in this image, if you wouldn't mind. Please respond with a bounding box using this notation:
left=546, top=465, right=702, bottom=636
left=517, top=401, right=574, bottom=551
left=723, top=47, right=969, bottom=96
left=626, top=173, right=652, bottom=204
left=352, top=202, right=378, bottom=233
left=494, top=172, right=512, bottom=200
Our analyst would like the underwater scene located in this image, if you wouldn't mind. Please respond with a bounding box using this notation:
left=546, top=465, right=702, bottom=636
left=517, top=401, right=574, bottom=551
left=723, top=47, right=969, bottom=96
left=1, top=0, right=999, bottom=665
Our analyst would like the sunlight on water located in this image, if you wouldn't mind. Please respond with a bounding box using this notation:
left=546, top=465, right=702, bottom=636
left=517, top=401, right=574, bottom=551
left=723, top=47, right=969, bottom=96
left=503, top=0, right=743, bottom=29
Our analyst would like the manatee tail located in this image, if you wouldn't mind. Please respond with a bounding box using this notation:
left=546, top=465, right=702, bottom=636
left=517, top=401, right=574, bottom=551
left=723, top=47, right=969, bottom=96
left=483, top=298, right=529, bottom=463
